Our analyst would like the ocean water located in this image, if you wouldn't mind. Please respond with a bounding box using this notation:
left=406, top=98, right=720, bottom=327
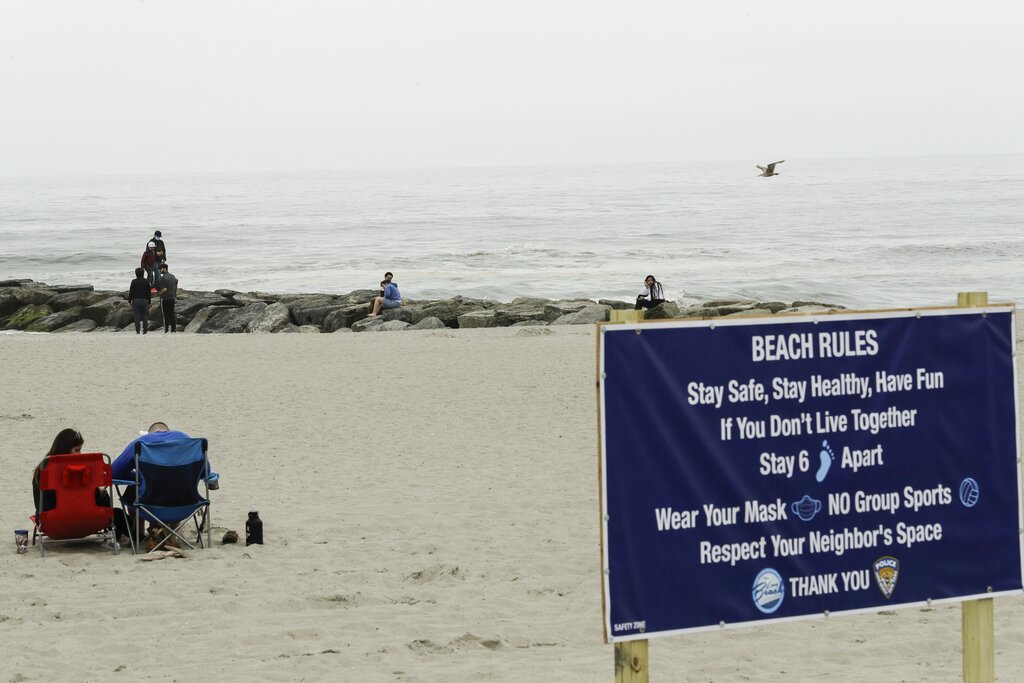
left=1, top=156, right=1021, bottom=308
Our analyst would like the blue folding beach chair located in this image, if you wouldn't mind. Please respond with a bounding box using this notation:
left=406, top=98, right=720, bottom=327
left=118, top=437, right=212, bottom=554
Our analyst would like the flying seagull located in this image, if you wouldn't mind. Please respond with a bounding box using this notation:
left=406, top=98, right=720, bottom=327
left=756, top=160, right=785, bottom=177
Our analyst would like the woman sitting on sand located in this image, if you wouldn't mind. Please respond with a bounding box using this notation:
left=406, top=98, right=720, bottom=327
left=634, top=274, right=666, bottom=310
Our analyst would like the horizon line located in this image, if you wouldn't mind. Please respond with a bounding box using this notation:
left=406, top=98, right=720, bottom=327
left=2, top=151, right=1022, bottom=180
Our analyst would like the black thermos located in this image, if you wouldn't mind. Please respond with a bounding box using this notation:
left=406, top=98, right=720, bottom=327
left=245, top=510, right=263, bottom=545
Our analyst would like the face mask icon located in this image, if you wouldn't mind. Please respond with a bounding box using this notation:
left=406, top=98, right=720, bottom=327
left=790, top=494, right=822, bottom=522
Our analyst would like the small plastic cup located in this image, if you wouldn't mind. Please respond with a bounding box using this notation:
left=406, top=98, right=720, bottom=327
left=15, top=529, right=29, bottom=554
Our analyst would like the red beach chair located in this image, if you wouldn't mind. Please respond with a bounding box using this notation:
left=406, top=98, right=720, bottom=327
left=32, top=452, right=118, bottom=557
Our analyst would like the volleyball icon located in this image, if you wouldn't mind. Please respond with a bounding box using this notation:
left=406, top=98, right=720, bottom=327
left=959, top=477, right=980, bottom=508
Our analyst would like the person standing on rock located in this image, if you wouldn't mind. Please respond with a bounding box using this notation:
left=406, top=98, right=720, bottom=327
left=157, top=262, right=178, bottom=333
left=141, top=242, right=158, bottom=288
left=634, top=274, right=666, bottom=310
left=129, top=267, right=153, bottom=334
left=151, top=230, right=166, bottom=261
left=151, top=230, right=167, bottom=276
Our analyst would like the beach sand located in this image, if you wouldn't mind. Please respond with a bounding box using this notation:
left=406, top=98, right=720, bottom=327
left=1, top=318, right=1021, bottom=682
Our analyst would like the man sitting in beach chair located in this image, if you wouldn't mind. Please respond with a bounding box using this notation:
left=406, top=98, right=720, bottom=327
left=112, top=422, right=217, bottom=553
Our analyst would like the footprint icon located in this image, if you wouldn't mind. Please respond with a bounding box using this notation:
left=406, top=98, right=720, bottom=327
left=815, top=440, right=835, bottom=483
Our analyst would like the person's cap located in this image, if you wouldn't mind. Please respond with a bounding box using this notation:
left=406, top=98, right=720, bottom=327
left=160, top=263, right=169, bottom=270
left=147, top=241, right=156, bottom=248
left=154, top=230, right=162, bottom=237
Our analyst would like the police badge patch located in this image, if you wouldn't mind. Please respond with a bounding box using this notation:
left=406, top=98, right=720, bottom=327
left=873, top=556, right=900, bottom=599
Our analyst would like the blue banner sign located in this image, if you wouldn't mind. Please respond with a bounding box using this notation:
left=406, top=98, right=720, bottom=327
left=599, top=307, right=1021, bottom=642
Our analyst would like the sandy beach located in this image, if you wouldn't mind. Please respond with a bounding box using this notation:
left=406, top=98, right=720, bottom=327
left=1, top=318, right=1022, bottom=682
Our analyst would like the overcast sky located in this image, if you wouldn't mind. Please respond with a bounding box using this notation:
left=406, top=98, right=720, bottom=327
left=2, top=0, right=1021, bottom=175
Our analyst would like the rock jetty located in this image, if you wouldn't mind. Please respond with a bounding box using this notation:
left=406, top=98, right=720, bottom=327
left=0, top=280, right=844, bottom=334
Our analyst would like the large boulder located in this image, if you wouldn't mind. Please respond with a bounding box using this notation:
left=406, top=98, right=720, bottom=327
left=457, top=310, right=497, bottom=329
left=103, top=300, right=135, bottom=329
left=47, top=290, right=108, bottom=311
left=724, top=308, right=774, bottom=318
left=702, top=302, right=762, bottom=317
left=281, top=324, right=320, bottom=333
left=188, top=302, right=269, bottom=333
left=184, top=306, right=221, bottom=333
left=380, top=307, right=416, bottom=324
left=286, top=295, right=343, bottom=326
left=351, top=316, right=386, bottom=333
left=417, top=297, right=495, bottom=328
left=408, top=316, right=447, bottom=330
left=543, top=300, right=597, bottom=323
left=322, top=304, right=371, bottom=333
left=551, top=304, right=610, bottom=325
left=493, top=303, right=547, bottom=327
left=46, top=284, right=95, bottom=294
left=54, top=319, right=99, bottom=333
left=703, top=299, right=757, bottom=308
left=26, top=307, right=84, bottom=332
left=247, top=303, right=293, bottom=333
left=379, top=320, right=411, bottom=332
left=4, top=304, right=53, bottom=330
left=174, top=292, right=235, bottom=325
left=599, top=299, right=632, bottom=310
left=0, top=287, right=55, bottom=318
left=643, top=301, right=680, bottom=320
left=792, top=300, right=844, bottom=310
left=217, top=290, right=278, bottom=306
left=81, top=297, right=127, bottom=324
left=334, top=289, right=380, bottom=307
left=675, top=305, right=718, bottom=318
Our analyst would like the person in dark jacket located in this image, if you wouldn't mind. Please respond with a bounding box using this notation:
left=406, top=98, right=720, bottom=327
left=150, top=231, right=167, bottom=274
left=157, top=262, right=178, bottom=333
left=128, top=267, right=153, bottom=334
left=151, top=230, right=166, bottom=261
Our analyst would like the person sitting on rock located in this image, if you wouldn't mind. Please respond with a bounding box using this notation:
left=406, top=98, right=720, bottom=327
left=367, top=279, right=387, bottom=314
left=634, top=274, right=666, bottom=310
left=369, top=277, right=403, bottom=317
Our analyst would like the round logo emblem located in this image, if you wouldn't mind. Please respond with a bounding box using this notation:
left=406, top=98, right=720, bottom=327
left=752, top=568, right=785, bottom=614
left=959, top=477, right=980, bottom=508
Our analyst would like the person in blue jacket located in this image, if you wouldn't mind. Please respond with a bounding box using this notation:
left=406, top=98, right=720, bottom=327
left=368, top=273, right=403, bottom=317
left=111, top=421, right=216, bottom=486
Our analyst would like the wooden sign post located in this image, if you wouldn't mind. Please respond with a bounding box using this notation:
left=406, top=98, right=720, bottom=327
left=614, top=639, right=649, bottom=683
left=606, top=309, right=650, bottom=682
left=610, top=309, right=645, bottom=323
left=958, top=291, right=995, bottom=683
